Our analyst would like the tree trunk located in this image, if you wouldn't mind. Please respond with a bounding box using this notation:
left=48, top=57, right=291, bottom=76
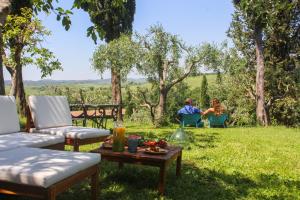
left=9, top=69, right=17, bottom=96
left=155, top=88, right=168, bottom=126
left=0, top=51, right=5, bottom=94
left=254, top=26, right=269, bottom=126
left=0, top=30, right=5, bottom=95
left=111, top=66, right=122, bottom=120
left=11, top=45, right=26, bottom=115
left=0, top=0, right=11, bottom=95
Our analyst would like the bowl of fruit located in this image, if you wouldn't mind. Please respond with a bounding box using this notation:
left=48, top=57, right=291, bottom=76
left=143, top=139, right=168, bottom=154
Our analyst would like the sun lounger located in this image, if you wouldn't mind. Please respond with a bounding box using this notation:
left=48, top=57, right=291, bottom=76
left=28, top=96, right=110, bottom=151
left=0, top=147, right=100, bottom=200
left=0, top=96, right=65, bottom=151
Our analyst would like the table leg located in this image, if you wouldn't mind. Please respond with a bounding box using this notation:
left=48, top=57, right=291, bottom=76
left=158, top=163, right=167, bottom=195
left=176, top=152, right=182, bottom=177
left=91, top=167, right=99, bottom=200
left=73, top=141, right=80, bottom=152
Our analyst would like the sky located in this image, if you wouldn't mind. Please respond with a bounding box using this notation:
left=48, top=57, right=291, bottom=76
left=4, top=0, right=234, bottom=81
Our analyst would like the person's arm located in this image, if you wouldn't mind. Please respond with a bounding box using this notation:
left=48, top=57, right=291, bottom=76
left=199, top=109, right=204, bottom=115
left=202, top=108, right=213, bottom=116
left=194, top=107, right=203, bottom=115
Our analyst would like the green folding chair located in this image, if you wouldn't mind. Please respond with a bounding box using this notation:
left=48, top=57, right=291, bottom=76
left=179, top=114, right=204, bottom=128
left=207, top=113, right=228, bottom=128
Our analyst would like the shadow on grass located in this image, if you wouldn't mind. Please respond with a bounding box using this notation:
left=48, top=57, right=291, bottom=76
left=193, top=132, right=220, bottom=149
left=97, top=162, right=300, bottom=200
left=97, top=161, right=256, bottom=200
left=3, top=162, right=300, bottom=200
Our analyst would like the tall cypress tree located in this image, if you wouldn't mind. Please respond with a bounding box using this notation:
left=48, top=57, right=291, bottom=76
left=200, top=74, right=210, bottom=109
left=216, top=70, right=222, bottom=84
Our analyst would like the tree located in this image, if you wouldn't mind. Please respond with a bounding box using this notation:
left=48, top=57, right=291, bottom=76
left=0, top=0, right=11, bottom=95
left=0, top=0, right=73, bottom=97
left=263, top=1, right=300, bottom=126
left=200, top=74, right=210, bottom=109
left=229, top=0, right=300, bottom=126
left=74, top=0, right=136, bottom=119
left=216, top=71, right=222, bottom=84
left=91, top=34, right=139, bottom=109
left=230, top=0, right=270, bottom=126
left=2, top=8, right=62, bottom=114
left=137, top=25, right=203, bottom=126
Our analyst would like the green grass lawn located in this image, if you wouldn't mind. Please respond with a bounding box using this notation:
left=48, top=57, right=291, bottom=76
left=4, top=126, right=300, bottom=200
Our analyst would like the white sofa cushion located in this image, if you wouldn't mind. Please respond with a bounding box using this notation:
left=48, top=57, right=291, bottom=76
left=0, top=147, right=100, bottom=188
left=32, top=126, right=110, bottom=139
left=0, top=96, right=20, bottom=135
left=28, top=96, right=72, bottom=129
left=0, top=132, right=65, bottom=152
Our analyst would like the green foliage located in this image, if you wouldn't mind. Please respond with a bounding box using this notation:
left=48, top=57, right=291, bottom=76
left=216, top=71, right=222, bottom=84
left=92, top=34, right=140, bottom=80
left=135, top=24, right=209, bottom=126
left=200, top=74, right=210, bottom=109
left=3, top=8, right=62, bottom=78
left=166, top=81, right=193, bottom=122
left=229, top=0, right=300, bottom=126
left=8, top=126, right=300, bottom=200
left=73, top=0, right=135, bottom=43
left=123, top=86, right=135, bottom=118
left=270, top=97, right=300, bottom=127
left=13, top=0, right=73, bottom=31
left=136, top=24, right=183, bottom=84
left=127, top=108, right=153, bottom=124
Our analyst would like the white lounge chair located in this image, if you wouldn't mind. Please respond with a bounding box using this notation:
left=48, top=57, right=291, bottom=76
left=0, top=96, right=65, bottom=151
left=0, top=147, right=100, bottom=200
left=28, top=96, right=110, bottom=151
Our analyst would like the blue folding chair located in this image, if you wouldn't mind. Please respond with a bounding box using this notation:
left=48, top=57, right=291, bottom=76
left=179, top=114, right=204, bottom=128
left=207, top=113, right=228, bottom=128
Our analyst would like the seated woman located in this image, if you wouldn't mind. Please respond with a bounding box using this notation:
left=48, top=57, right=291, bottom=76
left=203, top=98, right=227, bottom=127
left=203, top=98, right=225, bottom=116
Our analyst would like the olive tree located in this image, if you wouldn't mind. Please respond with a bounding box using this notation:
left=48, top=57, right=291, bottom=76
left=229, top=0, right=300, bottom=126
left=92, top=34, right=140, bottom=107
left=0, top=0, right=11, bottom=95
left=74, top=0, right=136, bottom=120
left=2, top=8, right=62, bottom=114
left=136, top=25, right=203, bottom=126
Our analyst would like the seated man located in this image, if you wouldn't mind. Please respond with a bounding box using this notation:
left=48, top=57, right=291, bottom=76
left=177, top=98, right=203, bottom=127
left=177, top=98, right=202, bottom=116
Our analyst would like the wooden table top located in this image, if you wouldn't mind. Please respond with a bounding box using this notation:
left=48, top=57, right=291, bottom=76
left=91, top=146, right=182, bottom=162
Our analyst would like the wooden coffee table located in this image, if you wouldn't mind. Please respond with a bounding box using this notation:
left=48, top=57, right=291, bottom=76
left=91, top=146, right=182, bottom=195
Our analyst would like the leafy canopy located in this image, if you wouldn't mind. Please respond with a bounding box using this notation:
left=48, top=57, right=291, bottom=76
left=92, top=34, right=140, bottom=80
left=73, top=0, right=135, bottom=43
left=3, top=7, right=62, bottom=78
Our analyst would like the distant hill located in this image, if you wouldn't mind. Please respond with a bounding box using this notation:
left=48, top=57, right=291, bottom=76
left=4, top=78, right=147, bottom=86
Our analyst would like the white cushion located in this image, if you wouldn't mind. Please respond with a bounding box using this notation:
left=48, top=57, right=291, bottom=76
left=0, top=96, right=20, bottom=134
left=0, top=132, right=65, bottom=152
left=0, top=147, right=100, bottom=188
left=28, top=96, right=72, bottom=129
left=33, top=126, right=110, bottom=139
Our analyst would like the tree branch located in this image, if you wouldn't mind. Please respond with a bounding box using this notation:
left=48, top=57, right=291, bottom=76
left=166, top=59, right=199, bottom=91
